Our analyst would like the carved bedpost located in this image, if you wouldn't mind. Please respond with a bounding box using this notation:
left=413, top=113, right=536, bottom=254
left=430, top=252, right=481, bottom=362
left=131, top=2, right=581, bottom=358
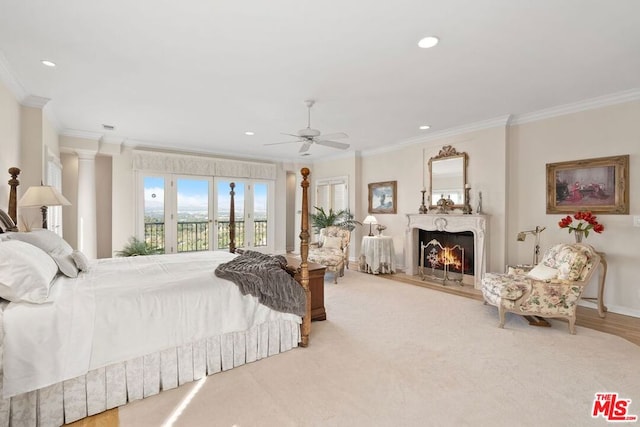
left=8, top=167, right=21, bottom=224
left=229, top=182, right=236, bottom=253
left=299, top=167, right=311, bottom=347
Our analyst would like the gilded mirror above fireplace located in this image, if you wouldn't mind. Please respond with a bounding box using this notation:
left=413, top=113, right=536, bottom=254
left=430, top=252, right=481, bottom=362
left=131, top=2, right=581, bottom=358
left=428, top=145, right=468, bottom=209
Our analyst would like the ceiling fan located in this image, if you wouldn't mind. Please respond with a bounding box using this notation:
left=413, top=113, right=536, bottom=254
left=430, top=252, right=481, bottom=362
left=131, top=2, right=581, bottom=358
left=265, top=100, right=350, bottom=153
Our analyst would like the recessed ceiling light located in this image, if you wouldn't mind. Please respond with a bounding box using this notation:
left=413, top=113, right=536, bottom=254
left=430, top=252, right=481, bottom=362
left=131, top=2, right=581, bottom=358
left=419, top=125, right=431, bottom=130
left=41, top=60, right=56, bottom=67
left=244, top=131, right=255, bottom=136
left=418, top=36, right=439, bottom=49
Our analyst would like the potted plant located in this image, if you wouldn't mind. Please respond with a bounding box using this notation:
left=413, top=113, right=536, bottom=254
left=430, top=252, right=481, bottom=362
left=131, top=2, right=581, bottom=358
left=115, top=236, right=164, bottom=257
left=310, top=207, right=361, bottom=233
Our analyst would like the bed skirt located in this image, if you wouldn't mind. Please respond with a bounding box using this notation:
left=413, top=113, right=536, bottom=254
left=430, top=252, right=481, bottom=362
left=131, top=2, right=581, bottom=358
left=1, top=319, right=300, bottom=427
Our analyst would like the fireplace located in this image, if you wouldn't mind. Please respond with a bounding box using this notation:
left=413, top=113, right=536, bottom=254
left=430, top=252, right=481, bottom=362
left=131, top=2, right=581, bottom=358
left=419, top=230, right=474, bottom=281
left=405, top=214, right=487, bottom=288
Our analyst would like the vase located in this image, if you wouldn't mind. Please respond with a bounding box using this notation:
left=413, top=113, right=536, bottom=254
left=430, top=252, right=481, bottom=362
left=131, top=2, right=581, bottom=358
left=574, top=230, right=584, bottom=243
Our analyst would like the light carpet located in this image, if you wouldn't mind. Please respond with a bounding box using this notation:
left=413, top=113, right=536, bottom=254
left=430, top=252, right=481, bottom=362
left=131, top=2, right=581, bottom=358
left=119, top=269, right=640, bottom=427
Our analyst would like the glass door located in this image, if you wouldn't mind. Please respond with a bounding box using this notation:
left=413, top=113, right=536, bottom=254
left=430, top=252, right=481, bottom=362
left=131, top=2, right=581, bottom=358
left=143, top=175, right=167, bottom=253
left=176, top=177, right=212, bottom=252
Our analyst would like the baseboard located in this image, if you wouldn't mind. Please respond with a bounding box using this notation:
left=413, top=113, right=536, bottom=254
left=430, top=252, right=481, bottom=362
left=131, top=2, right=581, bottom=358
left=579, top=301, right=640, bottom=319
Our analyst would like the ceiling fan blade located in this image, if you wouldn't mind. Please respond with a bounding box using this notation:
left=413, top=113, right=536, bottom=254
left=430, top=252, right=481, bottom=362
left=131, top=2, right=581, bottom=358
left=299, top=141, right=312, bottom=153
left=318, top=132, right=348, bottom=140
left=264, top=140, right=298, bottom=146
left=314, top=140, right=350, bottom=150
left=280, top=132, right=301, bottom=138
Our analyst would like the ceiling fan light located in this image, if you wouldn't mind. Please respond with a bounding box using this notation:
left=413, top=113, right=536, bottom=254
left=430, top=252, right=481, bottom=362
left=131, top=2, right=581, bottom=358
left=418, top=36, right=439, bottom=49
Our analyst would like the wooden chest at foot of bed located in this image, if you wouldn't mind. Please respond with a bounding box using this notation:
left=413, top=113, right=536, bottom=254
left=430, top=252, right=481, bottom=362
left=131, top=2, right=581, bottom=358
left=286, top=256, right=327, bottom=321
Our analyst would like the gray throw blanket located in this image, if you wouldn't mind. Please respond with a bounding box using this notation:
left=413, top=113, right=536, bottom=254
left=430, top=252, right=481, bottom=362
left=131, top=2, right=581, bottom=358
left=214, top=250, right=307, bottom=317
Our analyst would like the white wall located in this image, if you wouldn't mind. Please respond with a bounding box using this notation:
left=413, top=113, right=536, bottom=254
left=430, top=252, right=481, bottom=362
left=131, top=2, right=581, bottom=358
left=0, top=81, right=20, bottom=210
left=508, top=100, right=640, bottom=317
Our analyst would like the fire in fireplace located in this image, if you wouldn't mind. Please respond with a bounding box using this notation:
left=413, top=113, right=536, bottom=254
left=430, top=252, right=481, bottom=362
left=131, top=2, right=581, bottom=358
left=418, top=229, right=475, bottom=276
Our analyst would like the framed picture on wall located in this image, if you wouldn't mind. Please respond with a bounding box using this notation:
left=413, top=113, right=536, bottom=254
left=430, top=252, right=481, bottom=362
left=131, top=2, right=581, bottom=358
left=368, top=181, right=397, bottom=214
left=546, top=154, right=629, bottom=214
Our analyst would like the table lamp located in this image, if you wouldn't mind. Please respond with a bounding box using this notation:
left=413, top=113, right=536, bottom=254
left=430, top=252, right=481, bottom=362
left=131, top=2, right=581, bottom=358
left=18, top=185, right=71, bottom=229
left=363, top=215, right=377, bottom=236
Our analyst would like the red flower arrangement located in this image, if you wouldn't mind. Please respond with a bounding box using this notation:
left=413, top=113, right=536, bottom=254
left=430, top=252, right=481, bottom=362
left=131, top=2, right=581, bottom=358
left=558, top=211, right=604, bottom=238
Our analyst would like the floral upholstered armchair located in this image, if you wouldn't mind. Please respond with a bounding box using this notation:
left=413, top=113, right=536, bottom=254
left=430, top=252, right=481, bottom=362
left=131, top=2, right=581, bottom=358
left=308, top=226, right=350, bottom=284
left=481, top=243, right=601, bottom=334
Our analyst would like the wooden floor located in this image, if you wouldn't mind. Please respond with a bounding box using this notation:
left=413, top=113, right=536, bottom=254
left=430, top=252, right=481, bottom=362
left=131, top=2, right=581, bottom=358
left=385, top=272, right=640, bottom=346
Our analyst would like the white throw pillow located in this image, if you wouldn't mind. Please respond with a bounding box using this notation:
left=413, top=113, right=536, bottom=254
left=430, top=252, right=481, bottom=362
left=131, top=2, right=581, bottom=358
left=51, top=253, right=79, bottom=278
left=0, top=240, right=59, bottom=303
left=323, top=236, right=343, bottom=249
left=8, top=229, right=73, bottom=255
left=527, top=263, right=559, bottom=281
left=71, top=250, right=91, bottom=272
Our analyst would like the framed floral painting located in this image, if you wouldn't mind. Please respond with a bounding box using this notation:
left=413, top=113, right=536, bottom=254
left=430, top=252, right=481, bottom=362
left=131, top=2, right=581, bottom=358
left=368, top=181, right=397, bottom=214
left=546, top=155, right=629, bottom=214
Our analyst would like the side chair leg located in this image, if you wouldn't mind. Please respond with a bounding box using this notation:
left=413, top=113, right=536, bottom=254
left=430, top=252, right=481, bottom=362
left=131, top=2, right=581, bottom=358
left=568, top=317, right=577, bottom=334
left=498, top=306, right=506, bottom=329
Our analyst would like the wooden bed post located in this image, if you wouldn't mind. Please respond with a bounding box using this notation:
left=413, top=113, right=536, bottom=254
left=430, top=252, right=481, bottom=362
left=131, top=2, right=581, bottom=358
left=229, top=182, right=236, bottom=253
left=8, top=167, right=21, bottom=224
left=299, top=167, right=311, bottom=347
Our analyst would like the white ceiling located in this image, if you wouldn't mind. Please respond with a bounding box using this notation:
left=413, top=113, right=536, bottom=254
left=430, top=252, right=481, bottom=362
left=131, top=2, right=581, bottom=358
left=1, top=0, right=639, bottom=161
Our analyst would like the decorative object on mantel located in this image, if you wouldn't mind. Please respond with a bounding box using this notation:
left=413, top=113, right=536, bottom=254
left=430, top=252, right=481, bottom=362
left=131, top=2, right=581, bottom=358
left=476, top=191, right=483, bottom=214
left=462, top=184, right=472, bottom=214
left=517, top=226, right=546, bottom=265
left=362, top=215, right=377, bottom=236
left=435, top=194, right=454, bottom=214
left=418, top=189, right=428, bottom=214
left=558, top=211, right=604, bottom=243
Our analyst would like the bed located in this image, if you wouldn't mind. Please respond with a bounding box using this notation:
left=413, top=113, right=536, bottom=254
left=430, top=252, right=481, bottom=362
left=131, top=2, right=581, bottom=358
left=0, top=167, right=314, bottom=426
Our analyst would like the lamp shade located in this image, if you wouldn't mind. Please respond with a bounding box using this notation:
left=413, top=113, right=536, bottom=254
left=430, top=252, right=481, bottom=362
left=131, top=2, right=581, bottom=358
left=363, top=215, right=377, bottom=236
left=362, top=215, right=377, bottom=225
left=19, top=185, right=71, bottom=207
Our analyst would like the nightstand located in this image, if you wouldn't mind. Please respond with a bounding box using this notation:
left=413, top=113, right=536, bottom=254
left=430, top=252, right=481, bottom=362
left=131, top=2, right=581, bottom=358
left=359, top=235, right=396, bottom=274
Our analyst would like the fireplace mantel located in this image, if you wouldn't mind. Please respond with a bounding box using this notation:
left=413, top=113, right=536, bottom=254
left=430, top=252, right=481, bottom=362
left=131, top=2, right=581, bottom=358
left=405, top=214, right=487, bottom=288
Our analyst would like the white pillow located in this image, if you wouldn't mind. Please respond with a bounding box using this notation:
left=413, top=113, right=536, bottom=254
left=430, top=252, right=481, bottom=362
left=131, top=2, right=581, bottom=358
left=51, top=253, right=79, bottom=278
left=0, top=240, right=59, bottom=303
left=527, top=264, right=559, bottom=281
left=71, top=250, right=91, bottom=272
left=8, top=229, right=73, bottom=255
left=323, top=236, right=343, bottom=249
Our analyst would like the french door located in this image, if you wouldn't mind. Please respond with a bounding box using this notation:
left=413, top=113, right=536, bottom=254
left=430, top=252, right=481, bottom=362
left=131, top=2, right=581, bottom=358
left=213, top=178, right=273, bottom=252
left=140, top=173, right=273, bottom=253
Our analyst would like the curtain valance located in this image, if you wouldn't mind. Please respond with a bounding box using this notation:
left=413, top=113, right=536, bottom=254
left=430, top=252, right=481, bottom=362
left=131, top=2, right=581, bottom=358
left=132, top=150, right=276, bottom=180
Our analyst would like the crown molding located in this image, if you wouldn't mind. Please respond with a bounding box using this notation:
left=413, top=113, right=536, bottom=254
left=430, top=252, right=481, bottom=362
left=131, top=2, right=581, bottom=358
left=361, top=115, right=513, bottom=158
left=510, top=89, right=640, bottom=125
left=21, top=95, right=50, bottom=108
left=61, top=129, right=104, bottom=141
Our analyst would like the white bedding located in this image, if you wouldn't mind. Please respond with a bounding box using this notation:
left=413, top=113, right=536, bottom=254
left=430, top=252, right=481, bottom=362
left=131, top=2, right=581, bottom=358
left=2, top=251, right=301, bottom=398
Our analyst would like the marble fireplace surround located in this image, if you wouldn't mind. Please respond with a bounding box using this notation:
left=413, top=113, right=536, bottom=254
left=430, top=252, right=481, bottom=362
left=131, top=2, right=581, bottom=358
left=405, top=214, right=487, bottom=289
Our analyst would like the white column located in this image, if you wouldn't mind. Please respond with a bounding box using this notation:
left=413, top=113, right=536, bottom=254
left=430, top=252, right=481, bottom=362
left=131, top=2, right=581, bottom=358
left=76, top=150, right=98, bottom=258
